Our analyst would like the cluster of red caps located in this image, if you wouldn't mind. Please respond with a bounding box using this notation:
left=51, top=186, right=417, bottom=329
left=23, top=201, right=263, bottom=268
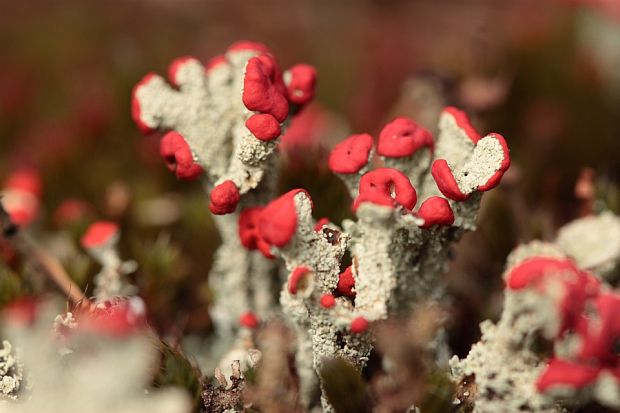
left=328, top=108, right=509, bottom=222
left=238, top=188, right=308, bottom=260
left=4, top=217, right=144, bottom=337
left=4, top=296, right=147, bottom=338
left=238, top=41, right=316, bottom=141
left=236, top=188, right=370, bottom=332
left=505, top=257, right=620, bottom=393
left=78, top=296, right=148, bottom=337
left=328, top=114, right=452, bottom=226
left=234, top=109, right=511, bottom=333
left=237, top=115, right=488, bottom=261
left=80, top=220, right=119, bottom=250
left=286, top=264, right=368, bottom=334
left=131, top=41, right=317, bottom=217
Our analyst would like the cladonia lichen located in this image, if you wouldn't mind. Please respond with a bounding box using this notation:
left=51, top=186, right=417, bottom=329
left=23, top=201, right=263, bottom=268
left=131, top=41, right=318, bottom=361
left=451, top=211, right=620, bottom=413
left=249, top=107, right=511, bottom=411
left=0, top=340, right=23, bottom=401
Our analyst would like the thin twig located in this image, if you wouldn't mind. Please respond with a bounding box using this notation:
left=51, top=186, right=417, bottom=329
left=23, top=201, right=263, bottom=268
left=0, top=202, right=88, bottom=306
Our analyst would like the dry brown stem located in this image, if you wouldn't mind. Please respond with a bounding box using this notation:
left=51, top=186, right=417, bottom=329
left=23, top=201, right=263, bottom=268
left=0, top=202, right=88, bottom=306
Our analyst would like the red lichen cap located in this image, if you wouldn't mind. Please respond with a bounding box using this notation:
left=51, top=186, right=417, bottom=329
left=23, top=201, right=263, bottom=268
left=442, top=106, right=481, bottom=143
left=168, top=56, right=200, bottom=88
left=159, top=131, right=204, bottom=181
left=431, top=159, right=470, bottom=202
left=476, top=133, right=511, bottom=192
left=80, top=297, right=147, bottom=337
left=103, top=298, right=146, bottom=335
left=245, top=113, right=282, bottom=141
left=239, top=311, right=259, bottom=329
left=238, top=207, right=261, bottom=249
left=4, top=168, right=42, bottom=198
left=258, top=189, right=309, bottom=248
left=209, top=180, right=241, bottom=215
left=80, top=221, right=120, bottom=249
left=377, top=117, right=434, bottom=158
left=320, top=294, right=336, bottom=309
left=6, top=204, right=38, bottom=227
left=242, top=55, right=289, bottom=123
left=576, top=292, right=620, bottom=361
left=288, top=266, right=312, bottom=295
left=314, top=217, right=330, bottom=232
left=417, top=196, right=455, bottom=229
left=506, top=257, right=600, bottom=334
left=336, top=266, right=356, bottom=297
left=238, top=207, right=274, bottom=259
left=536, top=358, right=601, bottom=392
left=353, top=168, right=417, bottom=211
left=328, top=134, right=374, bottom=175
left=131, top=73, right=157, bottom=135
left=205, top=55, right=227, bottom=72
left=2, top=195, right=39, bottom=227
left=537, top=291, right=620, bottom=392
left=350, top=316, right=369, bottom=334
left=227, top=41, right=272, bottom=55
left=285, top=64, right=317, bottom=106
left=431, top=109, right=511, bottom=201
left=506, top=258, right=584, bottom=291
left=2, top=168, right=42, bottom=227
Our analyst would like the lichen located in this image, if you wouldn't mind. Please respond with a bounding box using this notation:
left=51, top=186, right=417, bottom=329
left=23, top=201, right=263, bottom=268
left=250, top=107, right=511, bottom=411
left=131, top=42, right=317, bottom=362
left=0, top=340, right=23, bottom=401
left=1, top=302, right=189, bottom=413
left=452, top=211, right=620, bottom=412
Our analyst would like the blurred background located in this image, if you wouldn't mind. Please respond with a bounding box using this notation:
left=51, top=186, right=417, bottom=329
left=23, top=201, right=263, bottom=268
left=1, top=0, right=619, bottom=358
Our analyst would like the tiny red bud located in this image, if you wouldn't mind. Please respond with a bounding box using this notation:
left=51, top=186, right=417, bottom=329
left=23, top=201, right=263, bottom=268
left=336, top=266, right=356, bottom=297
left=239, top=311, right=259, bottom=329
left=81, top=221, right=119, bottom=249
left=288, top=266, right=313, bottom=295
left=209, top=180, right=241, bottom=215
left=350, top=316, right=369, bottom=334
left=320, top=294, right=336, bottom=309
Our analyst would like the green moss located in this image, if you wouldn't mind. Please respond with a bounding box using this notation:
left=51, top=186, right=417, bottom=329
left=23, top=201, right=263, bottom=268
left=152, top=339, right=203, bottom=413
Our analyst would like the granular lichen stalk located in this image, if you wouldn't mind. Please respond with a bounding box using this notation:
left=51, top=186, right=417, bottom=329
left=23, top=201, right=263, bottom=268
left=246, top=107, right=511, bottom=411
